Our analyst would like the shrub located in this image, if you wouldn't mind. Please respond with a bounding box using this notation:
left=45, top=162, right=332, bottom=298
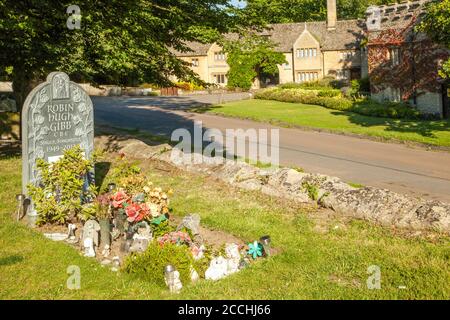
left=352, top=99, right=421, bottom=119
left=27, top=145, right=97, bottom=225
left=255, top=88, right=352, bottom=111
left=348, top=77, right=370, bottom=98
left=123, top=241, right=195, bottom=286
left=176, top=81, right=204, bottom=91
left=255, top=88, right=422, bottom=119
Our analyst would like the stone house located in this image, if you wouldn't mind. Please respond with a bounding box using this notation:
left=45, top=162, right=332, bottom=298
left=173, top=0, right=367, bottom=88
left=173, top=0, right=449, bottom=117
left=366, top=0, right=450, bottom=117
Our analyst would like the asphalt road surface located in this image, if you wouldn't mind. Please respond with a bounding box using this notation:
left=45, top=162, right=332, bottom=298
left=93, top=94, right=450, bottom=202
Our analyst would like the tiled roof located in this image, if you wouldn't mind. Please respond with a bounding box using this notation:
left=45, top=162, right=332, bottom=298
left=366, top=0, right=435, bottom=41
left=266, top=20, right=365, bottom=52
left=171, top=41, right=213, bottom=57
left=173, top=19, right=366, bottom=57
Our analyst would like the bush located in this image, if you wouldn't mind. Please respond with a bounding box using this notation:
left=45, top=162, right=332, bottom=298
left=176, top=81, right=204, bottom=91
left=123, top=241, right=195, bottom=286
left=353, top=99, right=421, bottom=119
left=255, top=88, right=422, bottom=119
left=27, top=145, right=97, bottom=225
left=348, top=77, right=370, bottom=98
left=255, top=88, right=352, bottom=111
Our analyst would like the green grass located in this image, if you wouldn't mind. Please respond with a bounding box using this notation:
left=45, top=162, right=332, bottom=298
left=195, top=100, right=450, bottom=148
left=1, top=154, right=449, bottom=299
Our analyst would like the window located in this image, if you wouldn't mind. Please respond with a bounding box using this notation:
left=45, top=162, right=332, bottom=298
left=297, top=71, right=319, bottom=83
left=282, top=62, right=291, bottom=70
left=389, top=48, right=400, bottom=66
left=213, top=74, right=226, bottom=84
left=296, top=48, right=318, bottom=59
left=214, top=52, right=225, bottom=61
left=191, top=58, right=199, bottom=67
left=341, top=51, right=355, bottom=60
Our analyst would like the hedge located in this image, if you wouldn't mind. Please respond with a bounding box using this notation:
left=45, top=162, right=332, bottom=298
left=254, top=88, right=422, bottom=120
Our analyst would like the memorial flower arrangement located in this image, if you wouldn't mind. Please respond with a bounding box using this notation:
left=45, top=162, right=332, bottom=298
left=110, top=182, right=170, bottom=225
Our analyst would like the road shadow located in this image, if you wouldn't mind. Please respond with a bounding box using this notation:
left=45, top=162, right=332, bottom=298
left=0, top=141, right=21, bottom=159
left=331, top=110, right=450, bottom=139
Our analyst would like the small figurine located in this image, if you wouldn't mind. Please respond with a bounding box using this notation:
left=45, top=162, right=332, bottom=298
left=205, top=256, right=228, bottom=281
left=101, top=244, right=111, bottom=258
left=111, top=256, right=121, bottom=272
left=225, top=243, right=241, bottom=275
left=165, top=270, right=183, bottom=293
left=190, top=267, right=200, bottom=283
left=129, top=222, right=152, bottom=253
left=66, top=223, right=77, bottom=244
left=82, top=220, right=100, bottom=257
left=83, top=238, right=95, bottom=257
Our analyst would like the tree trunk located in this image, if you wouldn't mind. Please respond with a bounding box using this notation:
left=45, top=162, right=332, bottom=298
left=12, top=67, right=40, bottom=141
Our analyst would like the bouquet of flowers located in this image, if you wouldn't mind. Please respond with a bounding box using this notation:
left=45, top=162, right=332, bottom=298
left=110, top=181, right=171, bottom=224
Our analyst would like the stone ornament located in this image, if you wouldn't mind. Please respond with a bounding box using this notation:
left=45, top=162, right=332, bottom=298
left=177, top=213, right=201, bottom=236
left=66, top=223, right=78, bottom=244
left=82, top=219, right=100, bottom=257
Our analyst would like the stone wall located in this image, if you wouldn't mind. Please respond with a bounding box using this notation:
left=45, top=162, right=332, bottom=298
left=95, top=136, right=450, bottom=234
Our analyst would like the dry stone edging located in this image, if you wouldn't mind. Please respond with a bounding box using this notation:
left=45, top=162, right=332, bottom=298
left=95, top=136, right=450, bottom=233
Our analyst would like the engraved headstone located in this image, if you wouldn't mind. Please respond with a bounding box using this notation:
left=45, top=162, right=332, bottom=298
left=22, top=72, right=94, bottom=222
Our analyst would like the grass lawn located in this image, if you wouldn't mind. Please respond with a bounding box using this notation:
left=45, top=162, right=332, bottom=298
left=1, top=148, right=449, bottom=299
left=195, top=99, right=450, bottom=148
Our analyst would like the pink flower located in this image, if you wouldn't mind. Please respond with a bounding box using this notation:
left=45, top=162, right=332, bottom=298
left=111, top=190, right=129, bottom=209
left=125, top=202, right=150, bottom=223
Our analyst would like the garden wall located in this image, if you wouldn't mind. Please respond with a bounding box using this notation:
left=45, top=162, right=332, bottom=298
left=95, top=136, right=450, bottom=234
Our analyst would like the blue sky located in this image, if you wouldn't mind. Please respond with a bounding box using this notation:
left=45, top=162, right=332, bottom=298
left=230, top=0, right=246, bottom=8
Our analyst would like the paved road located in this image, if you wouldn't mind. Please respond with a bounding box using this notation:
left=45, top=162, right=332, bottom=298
left=93, top=94, right=450, bottom=202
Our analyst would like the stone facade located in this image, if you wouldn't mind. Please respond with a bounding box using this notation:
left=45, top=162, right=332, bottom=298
left=366, top=0, right=450, bottom=117
left=173, top=0, right=366, bottom=88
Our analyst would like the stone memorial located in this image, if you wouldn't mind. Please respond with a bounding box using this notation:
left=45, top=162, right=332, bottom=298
left=22, top=72, right=94, bottom=223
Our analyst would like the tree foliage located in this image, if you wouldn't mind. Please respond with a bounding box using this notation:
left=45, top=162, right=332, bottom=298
left=0, top=0, right=243, bottom=109
left=418, top=0, right=450, bottom=79
left=239, top=0, right=398, bottom=24
left=223, top=34, right=286, bottom=90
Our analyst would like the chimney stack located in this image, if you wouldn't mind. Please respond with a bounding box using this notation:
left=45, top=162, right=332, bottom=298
left=327, top=0, right=337, bottom=30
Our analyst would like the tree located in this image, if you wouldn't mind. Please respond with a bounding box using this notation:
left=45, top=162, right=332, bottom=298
left=223, top=33, right=286, bottom=90
left=0, top=0, right=243, bottom=111
left=418, top=0, right=450, bottom=79
left=239, top=0, right=397, bottom=24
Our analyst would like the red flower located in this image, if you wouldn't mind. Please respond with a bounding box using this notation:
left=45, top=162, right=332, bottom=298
left=125, top=202, right=150, bottom=223
left=111, top=190, right=129, bottom=209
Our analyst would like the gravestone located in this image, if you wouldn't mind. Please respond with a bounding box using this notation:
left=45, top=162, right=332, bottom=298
left=22, top=72, right=94, bottom=223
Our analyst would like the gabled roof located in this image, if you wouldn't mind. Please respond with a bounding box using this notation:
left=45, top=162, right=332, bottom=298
left=171, top=41, right=213, bottom=57
left=266, top=20, right=366, bottom=52
left=173, top=19, right=366, bottom=57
